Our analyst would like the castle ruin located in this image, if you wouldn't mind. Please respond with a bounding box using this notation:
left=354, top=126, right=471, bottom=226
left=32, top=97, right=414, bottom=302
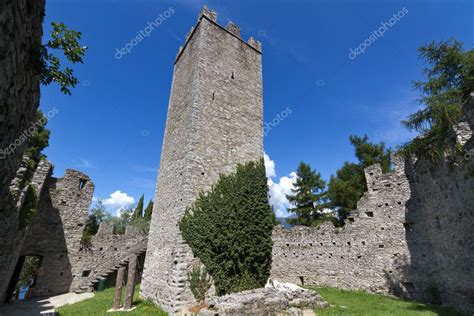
left=141, top=7, right=264, bottom=313
left=271, top=96, right=474, bottom=314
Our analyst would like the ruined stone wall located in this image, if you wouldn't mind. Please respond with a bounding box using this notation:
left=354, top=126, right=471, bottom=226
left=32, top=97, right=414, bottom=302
left=0, top=0, right=45, bottom=302
left=141, top=7, right=263, bottom=313
left=1, top=159, right=52, bottom=301
left=271, top=96, right=474, bottom=314
left=20, top=169, right=94, bottom=297
left=271, top=155, right=412, bottom=294
left=69, top=223, right=147, bottom=293
left=399, top=95, right=474, bottom=313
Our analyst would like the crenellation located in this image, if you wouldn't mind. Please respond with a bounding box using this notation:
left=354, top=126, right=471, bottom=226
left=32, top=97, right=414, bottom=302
left=226, top=21, right=241, bottom=37
left=248, top=37, right=262, bottom=52
left=198, top=6, right=217, bottom=22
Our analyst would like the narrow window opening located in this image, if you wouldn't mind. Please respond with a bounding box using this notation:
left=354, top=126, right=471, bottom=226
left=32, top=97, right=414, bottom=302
left=379, top=244, right=384, bottom=248
left=365, top=211, right=374, bottom=217
left=212, top=92, right=215, bottom=100
left=231, top=71, right=235, bottom=79
left=299, top=276, right=305, bottom=286
left=79, top=179, right=87, bottom=190
left=82, top=270, right=91, bottom=277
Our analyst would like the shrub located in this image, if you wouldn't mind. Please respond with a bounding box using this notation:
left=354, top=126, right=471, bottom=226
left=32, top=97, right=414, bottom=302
left=180, top=159, right=274, bottom=296
left=188, top=263, right=211, bottom=303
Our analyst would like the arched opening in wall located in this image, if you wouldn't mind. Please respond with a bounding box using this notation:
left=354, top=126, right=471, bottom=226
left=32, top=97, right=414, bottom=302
left=5, top=255, right=44, bottom=303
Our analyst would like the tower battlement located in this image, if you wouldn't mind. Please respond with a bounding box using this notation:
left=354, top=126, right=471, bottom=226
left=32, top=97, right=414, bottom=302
left=175, top=6, right=261, bottom=64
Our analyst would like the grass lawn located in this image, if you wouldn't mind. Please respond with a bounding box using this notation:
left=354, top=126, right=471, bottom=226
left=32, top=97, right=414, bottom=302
left=56, top=284, right=465, bottom=316
left=57, top=285, right=166, bottom=316
left=313, top=287, right=464, bottom=316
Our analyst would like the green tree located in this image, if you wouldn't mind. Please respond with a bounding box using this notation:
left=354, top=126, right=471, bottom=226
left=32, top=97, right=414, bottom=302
left=143, top=200, right=154, bottom=220
left=81, top=200, right=112, bottom=245
left=401, top=39, right=474, bottom=161
left=109, top=207, right=133, bottom=235
left=35, top=22, right=87, bottom=95
left=132, top=194, right=144, bottom=219
left=327, top=135, right=391, bottom=220
left=24, top=111, right=51, bottom=170
left=180, top=159, right=274, bottom=295
left=286, top=162, right=327, bottom=226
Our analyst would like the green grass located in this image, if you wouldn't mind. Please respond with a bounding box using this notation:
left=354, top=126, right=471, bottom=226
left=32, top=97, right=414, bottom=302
left=312, top=287, right=463, bottom=316
left=57, top=285, right=465, bottom=316
left=57, top=285, right=167, bottom=316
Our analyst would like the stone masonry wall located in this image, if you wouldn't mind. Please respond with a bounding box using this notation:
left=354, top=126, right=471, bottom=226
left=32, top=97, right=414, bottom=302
left=20, top=169, right=95, bottom=297
left=271, top=95, right=474, bottom=314
left=69, top=223, right=147, bottom=293
left=141, top=7, right=263, bottom=313
left=1, top=159, right=52, bottom=302
left=271, top=155, right=412, bottom=294
left=0, top=0, right=45, bottom=303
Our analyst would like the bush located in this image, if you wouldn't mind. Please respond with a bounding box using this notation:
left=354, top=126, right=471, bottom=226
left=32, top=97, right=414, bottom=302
left=188, top=263, right=211, bottom=303
left=180, top=159, right=274, bottom=296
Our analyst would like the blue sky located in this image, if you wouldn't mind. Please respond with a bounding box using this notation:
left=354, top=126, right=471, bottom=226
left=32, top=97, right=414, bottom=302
left=41, top=0, right=472, bottom=216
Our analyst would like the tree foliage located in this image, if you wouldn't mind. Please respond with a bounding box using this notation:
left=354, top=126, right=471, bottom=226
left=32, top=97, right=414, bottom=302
left=144, top=200, right=154, bottom=221
left=286, top=162, right=327, bottom=226
left=132, top=194, right=144, bottom=219
left=179, top=160, right=274, bottom=295
left=35, top=22, right=87, bottom=95
left=401, top=39, right=474, bottom=161
left=327, top=135, right=391, bottom=220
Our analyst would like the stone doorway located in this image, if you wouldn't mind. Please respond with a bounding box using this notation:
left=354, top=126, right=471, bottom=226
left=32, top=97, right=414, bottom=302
left=5, top=255, right=43, bottom=303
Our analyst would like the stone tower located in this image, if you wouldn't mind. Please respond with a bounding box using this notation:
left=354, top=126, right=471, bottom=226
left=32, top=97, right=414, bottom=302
left=141, top=7, right=263, bottom=313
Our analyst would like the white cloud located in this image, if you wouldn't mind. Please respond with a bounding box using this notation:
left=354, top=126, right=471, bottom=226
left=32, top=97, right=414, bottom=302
left=264, top=153, right=276, bottom=178
left=264, top=153, right=296, bottom=218
left=102, top=190, right=135, bottom=215
left=268, top=172, right=297, bottom=217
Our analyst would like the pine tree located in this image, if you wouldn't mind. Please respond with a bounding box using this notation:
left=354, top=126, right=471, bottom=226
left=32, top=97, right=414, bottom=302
left=327, top=135, right=391, bottom=220
left=286, top=162, right=326, bottom=226
left=401, top=39, right=474, bottom=161
left=144, top=200, right=153, bottom=220
left=132, top=194, right=144, bottom=219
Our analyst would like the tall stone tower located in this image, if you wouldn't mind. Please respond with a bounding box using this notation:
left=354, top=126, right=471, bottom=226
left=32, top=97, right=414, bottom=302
left=141, top=7, right=263, bottom=313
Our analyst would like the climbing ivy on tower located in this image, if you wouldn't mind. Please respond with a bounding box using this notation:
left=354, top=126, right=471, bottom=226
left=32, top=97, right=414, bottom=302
left=179, top=159, right=274, bottom=295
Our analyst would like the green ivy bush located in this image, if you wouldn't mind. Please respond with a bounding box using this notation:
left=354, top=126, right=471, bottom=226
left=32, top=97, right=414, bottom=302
left=180, top=159, right=274, bottom=296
